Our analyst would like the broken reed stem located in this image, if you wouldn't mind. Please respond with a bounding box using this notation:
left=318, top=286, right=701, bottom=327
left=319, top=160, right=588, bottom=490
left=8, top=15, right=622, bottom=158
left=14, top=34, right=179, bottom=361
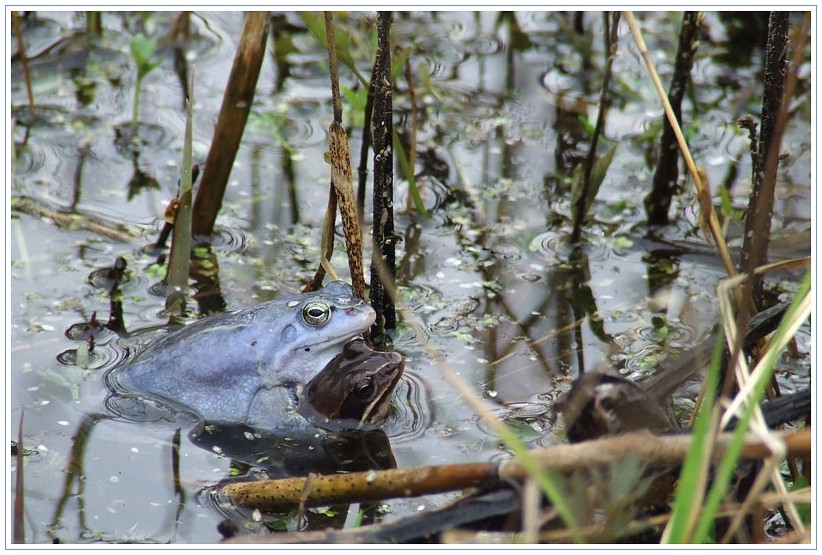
left=645, top=11, right=701, bottom=225
left=303, top=181, right=337, bottom=293
left=12, top=11, right=35, bottom=114
left=623, top=12, right=738, bottom=286
left=218, top=428, right=811, bottom=514
left=192, top=12, right=269, bottom=237
left=370, top=11, right=397, bottom=339
left=570, top=11, right=620, bottom=243
left=323, top=12, right=366, bottom=300
left=166, top=82, right=194, bottom=290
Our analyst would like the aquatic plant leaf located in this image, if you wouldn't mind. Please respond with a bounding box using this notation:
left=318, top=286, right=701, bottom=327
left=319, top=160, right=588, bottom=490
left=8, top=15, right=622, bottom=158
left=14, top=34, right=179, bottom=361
left=390, top=46, right=410, bottom=81
left=130, top=34, right=161, bottom=79
left=299, top=12, right=367, bottom=85
left=392, top=128, right=428, bottom=218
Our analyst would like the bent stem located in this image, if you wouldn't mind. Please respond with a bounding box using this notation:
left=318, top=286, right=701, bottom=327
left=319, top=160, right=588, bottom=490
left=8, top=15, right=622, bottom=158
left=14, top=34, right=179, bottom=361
left=623, top=12, right=738, bottom=289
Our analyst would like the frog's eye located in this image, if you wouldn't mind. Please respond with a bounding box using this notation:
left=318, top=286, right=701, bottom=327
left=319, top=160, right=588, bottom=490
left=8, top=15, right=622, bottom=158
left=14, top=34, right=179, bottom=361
left=353, top=379, right=376, bottom=401
left=302, top=301, right=332, bottom=326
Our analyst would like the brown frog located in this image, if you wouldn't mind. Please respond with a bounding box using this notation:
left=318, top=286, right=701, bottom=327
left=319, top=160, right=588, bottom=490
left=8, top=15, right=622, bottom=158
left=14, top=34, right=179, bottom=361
left=299, top=339, right=405, bottom=430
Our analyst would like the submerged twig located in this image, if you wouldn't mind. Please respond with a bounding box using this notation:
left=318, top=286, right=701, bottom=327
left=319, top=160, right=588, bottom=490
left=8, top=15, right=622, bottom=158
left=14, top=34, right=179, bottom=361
left=11, top=196, right=140, bottom=244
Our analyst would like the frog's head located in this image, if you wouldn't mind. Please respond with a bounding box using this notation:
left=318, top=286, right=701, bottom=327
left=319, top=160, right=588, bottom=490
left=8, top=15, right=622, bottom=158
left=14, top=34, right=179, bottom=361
left=299, top=339, right=404, bottom=430
left=274, top=281, right=376, bottom=384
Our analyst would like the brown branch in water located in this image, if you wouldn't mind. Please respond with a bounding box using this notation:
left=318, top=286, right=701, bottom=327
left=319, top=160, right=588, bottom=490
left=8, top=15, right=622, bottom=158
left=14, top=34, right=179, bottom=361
left=218, top=428, right=810, bottom=515
left=570, top=11, right=620, bottom=243
left=369, top=11, right=397, bottom=342
left=191, top=12, right=269, bottom=237
left=12, top=196, right=140, bottom=244
left=645, top=11, right=702, bottom=226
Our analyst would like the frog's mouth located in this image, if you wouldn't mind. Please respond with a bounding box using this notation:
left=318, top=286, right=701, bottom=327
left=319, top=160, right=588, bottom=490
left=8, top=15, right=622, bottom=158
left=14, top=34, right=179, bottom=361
left=297, top=332, right=368, bottom=354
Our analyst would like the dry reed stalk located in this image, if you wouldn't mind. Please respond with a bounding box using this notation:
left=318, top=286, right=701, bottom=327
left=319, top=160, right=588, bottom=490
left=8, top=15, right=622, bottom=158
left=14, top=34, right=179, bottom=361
left=623, top=13, right=738, bottom=288
left=218, top=428, right=810, bottom=514
left=321, top=12, right=366, bottom=300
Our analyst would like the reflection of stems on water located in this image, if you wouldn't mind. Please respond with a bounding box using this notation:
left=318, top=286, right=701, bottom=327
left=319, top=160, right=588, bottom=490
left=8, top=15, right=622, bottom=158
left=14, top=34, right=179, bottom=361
left=645, top=12, right=701, bottom=226
left=171, top=429, right=186, bottom=537
left=70, top=141, right=92, bottom=212
left=12, top=11, right=35, bottom=115
left=356, top=53, right=376, bottom=220
left=107, top=282, right=127, bottom=335
left=49, top=413, right=108, bottom=541
left=170, top=12, right=192, bottom=110
left=191, top=244, right=227, bottom=316
left=570, top=11, right=620, bottom=243
left=403, top=57, right=419, bottom=213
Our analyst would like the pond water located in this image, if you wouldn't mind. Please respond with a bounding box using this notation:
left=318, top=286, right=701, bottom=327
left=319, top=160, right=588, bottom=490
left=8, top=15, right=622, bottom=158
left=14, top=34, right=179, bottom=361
left=9, top=11, right=811, bottom=544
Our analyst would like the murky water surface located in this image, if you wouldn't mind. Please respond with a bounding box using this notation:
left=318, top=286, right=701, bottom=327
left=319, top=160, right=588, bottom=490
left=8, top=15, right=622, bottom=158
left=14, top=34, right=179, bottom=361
left=10, top=11, right=811, bottom=543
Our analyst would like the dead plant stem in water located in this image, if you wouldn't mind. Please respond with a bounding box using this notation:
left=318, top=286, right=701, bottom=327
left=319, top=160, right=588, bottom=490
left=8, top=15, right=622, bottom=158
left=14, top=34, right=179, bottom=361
left=571, top=11, right=620, bottom=243
left=370, top=11, right=397, bottom=339
left=166, top=84, right=194, bottom=291
left=314, top=12, right=366, bottom=300
left=645, top=11, right=701, bottom=225
left=741, top=12, right=805, bottom=306
left=623, top=12, right=738, bottom=287
left=219, top=428, right=810, bottom=514
left=192, top=12, right=269, bottom=237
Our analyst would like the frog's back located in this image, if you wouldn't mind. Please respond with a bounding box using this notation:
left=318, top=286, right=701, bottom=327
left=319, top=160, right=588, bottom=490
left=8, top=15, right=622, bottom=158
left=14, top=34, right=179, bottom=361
left=107, top=281, right=376, bottom=424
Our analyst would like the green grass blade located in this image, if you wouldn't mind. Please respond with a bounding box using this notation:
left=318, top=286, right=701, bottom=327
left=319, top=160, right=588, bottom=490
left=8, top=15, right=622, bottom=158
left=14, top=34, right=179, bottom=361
left=692, top=270, right=811, bottom=542
left=392, top=127, right=428, bottom=218
left=664, top=331, right=724, bottom=543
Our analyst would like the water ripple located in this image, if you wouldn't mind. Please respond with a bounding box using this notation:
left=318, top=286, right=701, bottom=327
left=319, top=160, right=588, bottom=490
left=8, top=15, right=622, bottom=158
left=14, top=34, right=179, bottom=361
left=382, top=370, right=433, bottom=443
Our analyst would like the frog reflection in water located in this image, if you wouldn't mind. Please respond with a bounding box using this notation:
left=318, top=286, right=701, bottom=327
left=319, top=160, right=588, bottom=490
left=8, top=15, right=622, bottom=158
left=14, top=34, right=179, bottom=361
left=109, top=281, right=376, bottom=425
